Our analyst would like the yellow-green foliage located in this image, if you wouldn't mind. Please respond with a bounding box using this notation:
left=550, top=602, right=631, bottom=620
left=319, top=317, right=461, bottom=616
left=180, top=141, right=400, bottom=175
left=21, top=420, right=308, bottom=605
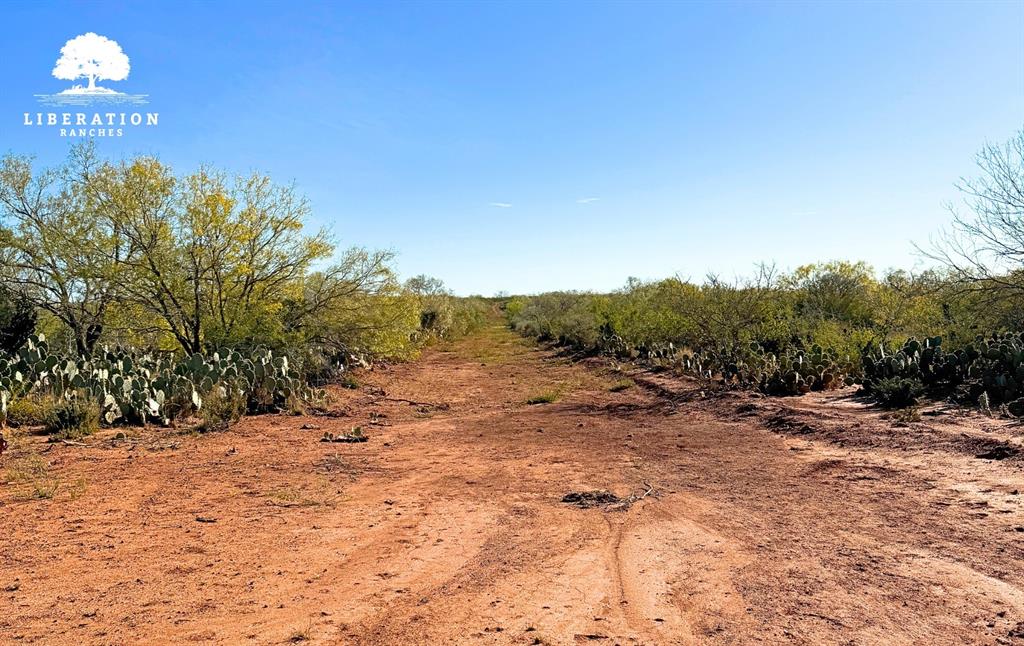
left=526, top=391, right=559, bottom=404
left=506, top=262, right=990, bottom=383
left=405, top=275, right=490, bottom=342
left=0, top=145, right=425, bottom=364
left=604, top=279, right=700, bottom=349
left=609, top=378, right=634, bottom=392
left=338, top=292, right=422, bottom=360
left=5, top=394, right=54, bottom=428
left=504, top=297, right=527, bottom=319
left=510, top=291, right=607, bottom=350
left=280, top=248, right=424, bottom=363
left=448, top=297, right=491, bottom=337
left=269, top=296, right=420, bottom=380
left=99, top=302, right=182, bottom=351
left=44, top=396, right=99, bottom=439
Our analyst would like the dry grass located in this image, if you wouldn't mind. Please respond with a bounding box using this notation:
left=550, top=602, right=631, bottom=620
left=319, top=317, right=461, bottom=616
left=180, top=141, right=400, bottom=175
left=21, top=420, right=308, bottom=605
left=265, top=476, right=339, bottom=508
left=887, top=406, right=922, bottom=426
left=526, top=391, right=559, bottom=405
left=287, top=620, right=315, bottom=642
left=447, top=322, right=533, bottom=366
left=609, top=378, right=635, bottom=392
left=4, top=453, right=61, bottom=500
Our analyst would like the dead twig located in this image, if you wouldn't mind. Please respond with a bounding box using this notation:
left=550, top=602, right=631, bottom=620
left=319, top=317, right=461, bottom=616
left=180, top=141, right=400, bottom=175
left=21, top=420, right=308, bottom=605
left=614, top=482, right=657, bottom=510
left=382, top=397, right=449, bottom=410
left=562, top=483, right=658, bottom=512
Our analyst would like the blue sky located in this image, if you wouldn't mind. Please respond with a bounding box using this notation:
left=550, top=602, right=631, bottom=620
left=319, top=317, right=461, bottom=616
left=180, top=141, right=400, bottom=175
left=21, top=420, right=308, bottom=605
left=1, top=1, right=1022, bottom=295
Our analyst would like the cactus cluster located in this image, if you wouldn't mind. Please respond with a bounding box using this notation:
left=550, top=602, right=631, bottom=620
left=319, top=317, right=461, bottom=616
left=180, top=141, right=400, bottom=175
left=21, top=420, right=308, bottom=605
left=597, top=334, right=857, bottom=397
left=597, top=334, right=676, bottom=363
left=863, top=333, right=1024, bottom=412
left=753, top=344, right=858, bottom=395
left=862, top=336, right=949, bottom=389
left=682, top=343, right=857, bottom=395
left=0, top=334, right=320, bottom=427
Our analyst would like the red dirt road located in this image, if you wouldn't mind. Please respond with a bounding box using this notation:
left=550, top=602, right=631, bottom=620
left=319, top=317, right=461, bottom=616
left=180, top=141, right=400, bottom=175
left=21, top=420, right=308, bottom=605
left=2, top=324, right=1023, bottom=645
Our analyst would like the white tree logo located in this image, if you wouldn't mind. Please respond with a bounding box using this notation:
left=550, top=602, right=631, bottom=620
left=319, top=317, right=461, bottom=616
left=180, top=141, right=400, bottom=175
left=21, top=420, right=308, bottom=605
left=52, top=33, right=130, bottom=95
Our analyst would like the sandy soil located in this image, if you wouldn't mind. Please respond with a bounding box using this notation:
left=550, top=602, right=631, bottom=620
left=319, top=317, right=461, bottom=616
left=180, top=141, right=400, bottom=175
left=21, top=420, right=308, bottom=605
left=2, top=323, right=1023, bottom=645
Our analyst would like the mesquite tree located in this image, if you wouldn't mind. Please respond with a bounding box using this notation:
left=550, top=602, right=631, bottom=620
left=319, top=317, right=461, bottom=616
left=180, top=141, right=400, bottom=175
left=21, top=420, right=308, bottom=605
left=0, top=144, right=119, bottom=354
left=928, top=129, right=1024, bottom=302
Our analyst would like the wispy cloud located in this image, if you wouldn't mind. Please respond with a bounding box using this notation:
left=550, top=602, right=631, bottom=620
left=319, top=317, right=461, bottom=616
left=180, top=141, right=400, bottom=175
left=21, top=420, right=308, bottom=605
left=489, top=202, right=512, bottom=208
left=576, top=197, right=600, bottom=204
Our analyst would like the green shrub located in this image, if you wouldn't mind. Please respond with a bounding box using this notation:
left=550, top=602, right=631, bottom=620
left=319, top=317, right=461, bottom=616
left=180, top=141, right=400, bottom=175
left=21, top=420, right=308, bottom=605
left=505, top=267, right=1017, bottom=417
left=44, top=396, right=99, bottom=439
left=870, top=377, right=926, bottom=409
left=405, top=276, right=490, bottom=342
left=198, top=385, right=247, bottom=432
left=5, top=395, right=55, bottom=428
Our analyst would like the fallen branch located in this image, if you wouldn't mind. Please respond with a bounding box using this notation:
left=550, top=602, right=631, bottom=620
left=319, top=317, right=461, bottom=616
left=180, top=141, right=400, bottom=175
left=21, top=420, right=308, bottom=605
left=382, top=397, right=449, bottom=409
left=614, top=482, right=657, bottom=510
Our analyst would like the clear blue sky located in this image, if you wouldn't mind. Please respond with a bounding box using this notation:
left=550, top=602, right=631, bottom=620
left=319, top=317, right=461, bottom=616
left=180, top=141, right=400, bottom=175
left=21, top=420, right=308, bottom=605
left=1, top=1, right=1022, bottom=295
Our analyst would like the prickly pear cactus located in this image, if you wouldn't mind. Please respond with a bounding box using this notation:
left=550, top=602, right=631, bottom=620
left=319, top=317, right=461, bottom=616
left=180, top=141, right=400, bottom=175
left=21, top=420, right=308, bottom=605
left=861, top=333, right=1024, bottom=413
left=0, top=336, right=320, bottom=428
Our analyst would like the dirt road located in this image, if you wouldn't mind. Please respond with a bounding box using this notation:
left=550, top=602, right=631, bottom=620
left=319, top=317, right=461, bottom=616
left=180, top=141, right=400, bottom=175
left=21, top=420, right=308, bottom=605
left=2, top=324, right=1023, bottom=645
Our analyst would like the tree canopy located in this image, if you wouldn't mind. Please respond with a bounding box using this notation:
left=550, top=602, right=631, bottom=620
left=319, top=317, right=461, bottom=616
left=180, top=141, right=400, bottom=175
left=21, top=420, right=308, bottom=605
left=0, top=144, right=457, bottom=364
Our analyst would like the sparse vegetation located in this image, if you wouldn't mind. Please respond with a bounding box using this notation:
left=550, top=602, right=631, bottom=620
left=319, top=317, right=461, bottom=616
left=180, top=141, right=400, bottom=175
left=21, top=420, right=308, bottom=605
left=527, top=391, right=559, bottom=405
left=609, top=378, right=634, bottom=392
left=887, top=406, right=922, bottom=425
left=266, top=477, right=338, bottom=508
left=287, top=622, right=314, bottom=642
left=197, top=386, right=247, bottom=433
left=4, top=453, right=61, bottom=500
left=43, top=395, right=99, bottom=439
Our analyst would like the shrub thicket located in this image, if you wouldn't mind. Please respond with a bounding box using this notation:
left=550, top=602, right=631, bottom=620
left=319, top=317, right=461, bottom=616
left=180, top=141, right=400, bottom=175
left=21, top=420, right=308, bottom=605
left=506, top=265, right=1024, bottom=413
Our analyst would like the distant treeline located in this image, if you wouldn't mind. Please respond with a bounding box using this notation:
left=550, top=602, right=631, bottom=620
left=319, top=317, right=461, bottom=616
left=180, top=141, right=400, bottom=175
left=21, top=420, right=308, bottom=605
left=506, top=129, right=1024, bottom=412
